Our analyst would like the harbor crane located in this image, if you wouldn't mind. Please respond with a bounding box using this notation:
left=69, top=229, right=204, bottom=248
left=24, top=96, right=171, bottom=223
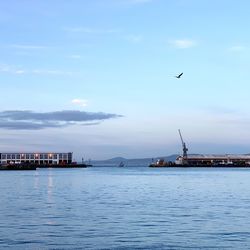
left=178, top=129, right=188, bottom=163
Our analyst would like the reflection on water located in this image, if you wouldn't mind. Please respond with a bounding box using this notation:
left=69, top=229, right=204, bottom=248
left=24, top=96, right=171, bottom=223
left=34, top=170, right=40, bottom=190
left=1, top=167, right=250, bottom=249
left=47, top=170, right=53, bottom=197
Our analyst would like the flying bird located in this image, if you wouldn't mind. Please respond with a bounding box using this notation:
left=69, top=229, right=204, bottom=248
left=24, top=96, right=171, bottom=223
left=175, top=72, right=183, bottom=79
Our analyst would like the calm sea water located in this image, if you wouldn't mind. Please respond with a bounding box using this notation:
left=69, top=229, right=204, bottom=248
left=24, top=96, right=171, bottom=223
left=1, top=166, right=250, bottom=249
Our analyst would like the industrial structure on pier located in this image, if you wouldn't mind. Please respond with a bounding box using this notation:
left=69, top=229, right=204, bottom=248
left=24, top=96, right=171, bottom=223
left=150, top=130, right=250, bottom=167
left=176, top=130, right=250, bottom=166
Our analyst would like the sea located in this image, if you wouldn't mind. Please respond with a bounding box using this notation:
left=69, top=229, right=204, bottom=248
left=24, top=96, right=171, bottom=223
left=1, top=166, right=250, bottom=249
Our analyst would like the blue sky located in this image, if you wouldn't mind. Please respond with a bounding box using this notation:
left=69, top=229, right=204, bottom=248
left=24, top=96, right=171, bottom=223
left=1, top=0, right=250, bottom=160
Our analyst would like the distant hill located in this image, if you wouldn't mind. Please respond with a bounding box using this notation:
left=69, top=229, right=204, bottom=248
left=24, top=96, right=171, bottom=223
left=91, top=154, right=179, bottom=166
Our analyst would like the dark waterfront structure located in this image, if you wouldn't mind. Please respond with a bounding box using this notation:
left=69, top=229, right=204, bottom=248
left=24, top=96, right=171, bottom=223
left=0, top=152, right=72, bottom=165
left=0, top=164, right=37, bottom=170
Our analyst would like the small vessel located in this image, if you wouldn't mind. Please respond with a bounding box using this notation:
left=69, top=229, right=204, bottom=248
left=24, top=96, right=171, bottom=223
left=119, top=161, right=125, bottom=167
left=149, top=159, right=174, bottom=167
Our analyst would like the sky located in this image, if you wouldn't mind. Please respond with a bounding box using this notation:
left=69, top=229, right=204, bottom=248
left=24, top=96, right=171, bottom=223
left=1, top=0, right=250, bottom=160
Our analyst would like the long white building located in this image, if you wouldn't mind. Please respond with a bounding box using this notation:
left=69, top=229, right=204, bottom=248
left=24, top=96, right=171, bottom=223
left=0, top=152, right=73, bottom=165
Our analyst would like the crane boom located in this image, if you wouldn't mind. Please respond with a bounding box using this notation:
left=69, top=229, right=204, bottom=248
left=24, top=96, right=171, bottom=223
left=178, top=129, right=184, bottom=147
left=178, top=129, right=188, bottom=162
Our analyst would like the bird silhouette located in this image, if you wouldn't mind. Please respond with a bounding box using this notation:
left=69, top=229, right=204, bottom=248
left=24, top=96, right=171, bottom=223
left=175, top=72, right=183, bottom=79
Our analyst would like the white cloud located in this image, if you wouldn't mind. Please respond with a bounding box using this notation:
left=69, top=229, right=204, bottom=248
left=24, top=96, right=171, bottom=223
left=125, top=35, right=143, bottom=43
left=0, top=64, right=25, bottom=75
left=127, top=0, right=152, bottom=3
left=229, top=45, right=246, bottom=52
left=0, top=64, right=75, bottom=76
left=204, top=106, right=238, bottom=115
left=32, top=69, right=73, bottom=76
left=71, top=99, right=88, bottom=107
left=64, top=27, right=119, bottom=34
left=118, top=0, right=152, bottom=5
left=10, top=44, right=48, bottom=49
left=0, top=64, right=11, bottom=73
left=15, top=70, right=25, bottom=74
left=69, top=54, right=82, bottom=59
left=169, top=39, right=196, bottom=49
left=95, top=0, right=152, bottom=8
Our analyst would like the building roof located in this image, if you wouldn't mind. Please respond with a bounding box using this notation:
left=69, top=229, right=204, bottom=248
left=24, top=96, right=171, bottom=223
left=181, top=154, right=250, bottom=160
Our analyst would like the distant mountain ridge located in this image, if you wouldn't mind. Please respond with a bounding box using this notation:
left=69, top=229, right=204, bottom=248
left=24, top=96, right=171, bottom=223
left=91, top=154, right=179, bottom=166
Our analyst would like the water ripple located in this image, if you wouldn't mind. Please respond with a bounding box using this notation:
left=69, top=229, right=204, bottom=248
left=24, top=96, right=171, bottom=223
left=1, top=167, right=250, bottom=249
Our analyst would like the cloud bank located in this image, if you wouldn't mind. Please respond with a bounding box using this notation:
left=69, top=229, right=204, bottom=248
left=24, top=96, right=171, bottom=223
left=0, top=110, right=123, bottom=130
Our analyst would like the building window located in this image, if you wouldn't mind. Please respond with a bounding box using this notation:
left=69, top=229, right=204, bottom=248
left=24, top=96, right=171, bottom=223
left=68, top=153, right=72, bottom=161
